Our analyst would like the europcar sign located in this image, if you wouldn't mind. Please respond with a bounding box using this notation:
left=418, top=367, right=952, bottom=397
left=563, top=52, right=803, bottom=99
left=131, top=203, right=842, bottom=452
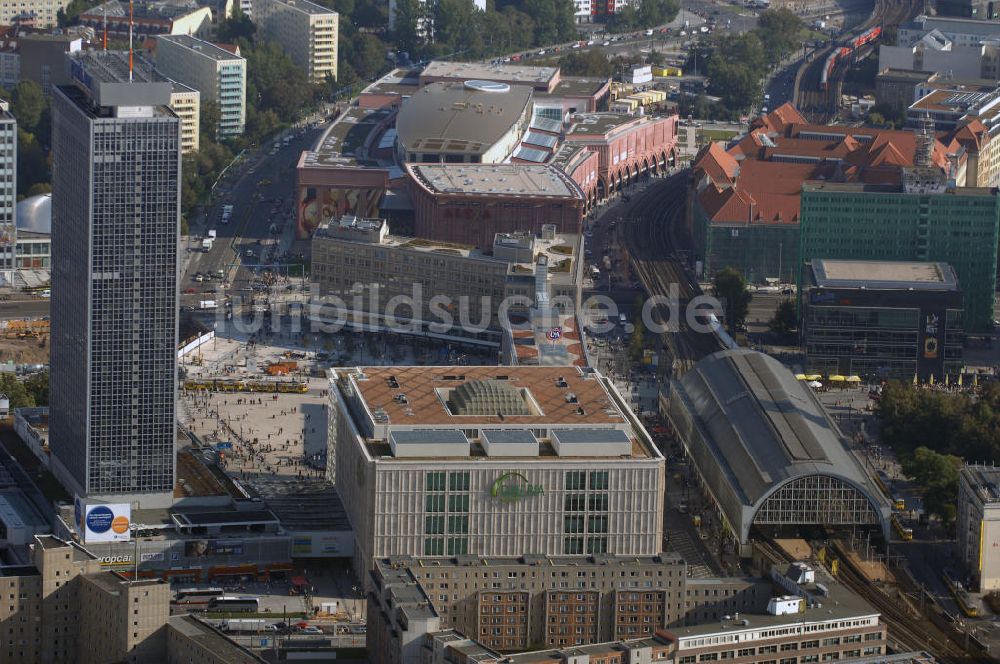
left=491, top=472, right=543, bottom=503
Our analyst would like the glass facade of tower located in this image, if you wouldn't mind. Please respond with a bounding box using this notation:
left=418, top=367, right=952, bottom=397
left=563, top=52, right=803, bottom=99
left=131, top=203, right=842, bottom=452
left=49, top=81, right=180, bottom=498
left=800, top=182, right=1000, bottom=332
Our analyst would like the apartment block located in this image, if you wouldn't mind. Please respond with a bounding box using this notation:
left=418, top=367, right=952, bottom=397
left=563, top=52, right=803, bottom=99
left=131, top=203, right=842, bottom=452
left=253, top=0, right=337, bottom=82
left=0, top=0, right=68, bottom=28
left=0, top=102, right=14, bottom=272
left=155, top=35, right=246, bottom=137
left=170, top=83, right=201, bottom=154
left=79, top=574, right=170, bottom=664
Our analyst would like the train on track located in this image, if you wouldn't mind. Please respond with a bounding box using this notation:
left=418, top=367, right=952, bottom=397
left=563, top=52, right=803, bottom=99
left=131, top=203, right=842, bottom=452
left=943, top=569, right=980, bottom=617
left=183, top=379, right=309, bottom=394
left=872, top=469, right=906, bottom=510
left=820, top=26, right=882, bottom=90
left=891, top=514, right=913, bottom=541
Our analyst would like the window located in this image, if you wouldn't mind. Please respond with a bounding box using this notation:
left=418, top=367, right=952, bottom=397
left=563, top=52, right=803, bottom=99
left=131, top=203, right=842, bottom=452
left=448, top=515, right=469, bottom=533
left=588, top=494, right=608, bottom=511
left=564, top=537, right=584, bottom=554
left=588, top=515, right=608, bottom=533
left=737, top=649, right=755, bottom=657
left=426, top=495, right=445, bottom=512
left=426, top=472, right=445, bottom=491
left=447, top=537, right=468, bottom=555
left=448, top=495, right=470, bottom=512
left=449, top=471, right=470, bottom=491
left=589, top=471, right=609, bottom=490
left=566, top=471, right=586, bottom=490
left=565, top=516, right=585, bottom=533
left=425, top=515, right=445, bottom=534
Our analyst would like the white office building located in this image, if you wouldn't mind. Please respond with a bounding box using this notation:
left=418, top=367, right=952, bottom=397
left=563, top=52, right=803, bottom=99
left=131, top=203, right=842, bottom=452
left=328, top=365, right=665, bottom=579
left=155, top=35, right=246, bottom=137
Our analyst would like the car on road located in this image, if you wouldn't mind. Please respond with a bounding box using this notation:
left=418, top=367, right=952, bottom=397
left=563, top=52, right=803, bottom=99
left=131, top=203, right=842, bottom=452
left=602, top=41, right=610, bottom=46
left=301, top=626, right=323, bottom=634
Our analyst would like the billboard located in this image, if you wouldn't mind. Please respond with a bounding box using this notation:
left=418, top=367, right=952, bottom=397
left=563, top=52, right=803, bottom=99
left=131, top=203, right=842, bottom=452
left=79, top=502, right=131, bottom=543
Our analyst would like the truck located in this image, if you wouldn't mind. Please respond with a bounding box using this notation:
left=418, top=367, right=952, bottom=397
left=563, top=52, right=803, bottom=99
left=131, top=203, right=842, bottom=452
left=199, top=300, right=217, bottom=310
left=207, top=229, right=217, bottom=239
left=220, top=619, right=278, bottom=633
left=201, top=238, right=214, bottom=252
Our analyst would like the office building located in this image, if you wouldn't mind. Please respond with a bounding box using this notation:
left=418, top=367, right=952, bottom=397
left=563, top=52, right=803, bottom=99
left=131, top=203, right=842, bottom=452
left=664, top=563, right=888, bottom=664
left=169, top=81, right=200, bottom=154
left=20, top=32, right=84, bottom=95
left=253, top=0, right=337, bottom=83
left=667, top=349, right=891, bottom=552
left=803, top=259, right=964, bottom=380
left=310, top=216, right=583, bottom=345
left=50, top=51, right=181, bottom=508
left=958, top=464, right=1000, bottom=591
left=154, top=34, right=246, bottom=137
left=328, top=365, right=664, bottom=579
left=369, top=555, right=769, bottom=655
left=0, top=102, right=15, bottom=272
left=799, top=174, right=1000, bottom=332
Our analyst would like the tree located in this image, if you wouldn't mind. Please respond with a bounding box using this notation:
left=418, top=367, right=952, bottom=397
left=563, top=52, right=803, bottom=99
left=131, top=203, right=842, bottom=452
left=217, top=6, right=256, bottom=43
left=201, top=101, right=221, bottom=143
left=711, top=267, right=752, bottom=333
left=558, top=50, right=613, bottom=78
left=17, top=130, right=48, bottom=197
left=0, top=374, right=35, bottom=408
left=23, top=371, right=48, bottom=406
left=901, top=446, right=962, bottom=525
left=769, top=299, right=796, bottom=336
left=755, top=8, right=802, bottom=62
left=392, top=0, right=427, bottom=55
left=11, top=81, right=45, bottom=135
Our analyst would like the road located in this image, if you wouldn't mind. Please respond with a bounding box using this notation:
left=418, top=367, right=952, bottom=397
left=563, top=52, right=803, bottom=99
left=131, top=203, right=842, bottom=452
left=0, top=299, right=50, bottom=320
left=181, top=121, right=331, bottom=308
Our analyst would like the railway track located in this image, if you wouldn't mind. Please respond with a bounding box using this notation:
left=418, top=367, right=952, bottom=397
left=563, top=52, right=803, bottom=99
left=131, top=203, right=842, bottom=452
left=620, top=173, right=723, bottom=375
left=828, top=542, right=979, bottom=663
left=796, top=0, right=922, bottom=121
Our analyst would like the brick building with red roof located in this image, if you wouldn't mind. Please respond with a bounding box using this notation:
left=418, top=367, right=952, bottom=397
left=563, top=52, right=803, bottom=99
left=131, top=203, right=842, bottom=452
left=689, top=103, right=976, bottom=283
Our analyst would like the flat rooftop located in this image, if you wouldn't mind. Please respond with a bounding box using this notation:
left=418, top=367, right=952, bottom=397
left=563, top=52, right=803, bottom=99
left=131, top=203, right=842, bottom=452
left=811, top=259, right=960, bottom=291
left=420, top=61, right=558, bottom=90
left=249, top=479, right=351, bottom=531
left=156, top=34, right=245, bottom=62
left=540, top=76, right=610, bottom=99
left=169, top=616, right=265, bottom=663
left=83, top=0, right=205, bottom=20
left=392, top=552, right=684, bottom=570
left=407, top=163, right=583, bottom=199
left=509, top=637, right=670, bottom=664
left=258, top=0, right=333, bottom=16
left=668, top=569, right=876, bottom=642
left=396, top=81, right=533, bottom=156
left=962, top=464, right=1000, bottom=504
left=911, top=88, right=994, bottom=113
left=306, top=105, right=394, bottom=166
left=341, top=365, right=631, bottom=428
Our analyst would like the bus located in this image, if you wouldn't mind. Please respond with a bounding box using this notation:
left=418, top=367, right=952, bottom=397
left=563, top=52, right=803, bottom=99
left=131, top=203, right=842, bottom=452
left=208, top=596, right=260, bottom=613
left=173, top=587, right=224, bottom=608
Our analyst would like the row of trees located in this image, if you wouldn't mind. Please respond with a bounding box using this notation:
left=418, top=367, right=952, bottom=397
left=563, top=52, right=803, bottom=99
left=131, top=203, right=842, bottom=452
left=609, top=0, right=680, bottom=31
left=686, top=8, right=803, bottom=111
left=876, top=381, right=1000, bottom=524
left=0, top=371, right=48, bottom=408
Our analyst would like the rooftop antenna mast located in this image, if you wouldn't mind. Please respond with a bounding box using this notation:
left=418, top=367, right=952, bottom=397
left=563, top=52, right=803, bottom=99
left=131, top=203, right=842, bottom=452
left=128, top=0, right=134, bottom=82
left=102, top=4, right=107, bottom=50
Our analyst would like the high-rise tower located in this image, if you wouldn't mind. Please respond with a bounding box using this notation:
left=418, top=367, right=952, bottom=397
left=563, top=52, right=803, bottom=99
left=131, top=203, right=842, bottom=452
left=49, top=51, right=181, bottom=507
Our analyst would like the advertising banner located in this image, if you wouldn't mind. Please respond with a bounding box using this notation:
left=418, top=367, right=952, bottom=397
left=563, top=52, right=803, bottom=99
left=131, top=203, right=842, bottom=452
left=81, top=503, right=131, bottom=543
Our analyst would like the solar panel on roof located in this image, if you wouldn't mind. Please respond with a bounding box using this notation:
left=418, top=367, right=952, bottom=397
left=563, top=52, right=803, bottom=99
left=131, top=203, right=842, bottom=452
left=513, top=147, right=549, bottom=163
left=523, top=131, right=558, bottom=149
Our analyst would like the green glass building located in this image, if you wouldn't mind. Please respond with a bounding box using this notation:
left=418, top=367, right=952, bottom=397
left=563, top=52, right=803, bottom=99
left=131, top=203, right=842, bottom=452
left=799, top=179, right=1000, bottom=332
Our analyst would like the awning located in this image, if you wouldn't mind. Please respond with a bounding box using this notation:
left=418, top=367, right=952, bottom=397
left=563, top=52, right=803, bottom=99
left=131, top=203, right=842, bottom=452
left=846, top=376, right=862, bottom=383
left=794, top=374, right=807, bottom=380
left=829, top=375, right=846, bottom=381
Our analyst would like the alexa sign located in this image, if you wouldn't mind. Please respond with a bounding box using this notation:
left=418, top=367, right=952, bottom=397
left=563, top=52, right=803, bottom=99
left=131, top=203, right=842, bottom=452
left=491, top=472, right=544, bottom=503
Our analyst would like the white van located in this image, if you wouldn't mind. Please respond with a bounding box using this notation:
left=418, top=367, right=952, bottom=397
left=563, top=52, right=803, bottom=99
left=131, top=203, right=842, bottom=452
left=619, top=313, right=628, bottom=326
